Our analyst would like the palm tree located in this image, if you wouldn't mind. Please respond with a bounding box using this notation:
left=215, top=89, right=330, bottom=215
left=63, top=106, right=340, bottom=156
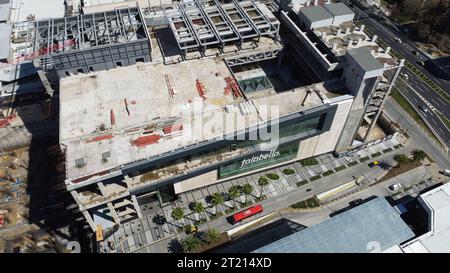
left=171, top=207, right=184, bottom=222
left=193, top=202, right=205, bottom=214
left=242, top=183, right=254, bottom=205
left=411, top=149, right=427, bottom=162
left=394, top=154, right=409, bottom=165
left=228, top=186, right=240, bottom=209
left=211, top=193, right=224, bottom=215
left=182, top=235, right=200, bottom=253
left=257, top=176, right=269, bottom=199
left=205, top=229, right=221, bottom=245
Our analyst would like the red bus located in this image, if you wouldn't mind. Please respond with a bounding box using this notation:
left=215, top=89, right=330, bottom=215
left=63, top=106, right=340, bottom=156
left=231, top=204, right=263, bottom=224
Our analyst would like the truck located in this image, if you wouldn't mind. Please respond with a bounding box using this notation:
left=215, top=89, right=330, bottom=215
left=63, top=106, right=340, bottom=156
left=442, top=169, right=450, bottom=177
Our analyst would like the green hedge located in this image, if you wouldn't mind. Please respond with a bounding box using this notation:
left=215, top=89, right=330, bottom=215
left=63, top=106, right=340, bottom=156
left=322, top=170, right=334, bottom=176
left=282, top=168, right=295, bottom=175
left=371, top=152, right=382, bottom=158
left=290, top=197, right=320, bottom=209
left=360, top=156, right=370, bottom=162
left=266, top=173, right=280, bottom=180
left=347, top=161, right=358, bottom=167
left=299, top=157, right=319, bottom=166
left=310, top=175, right=321, bottom=181
left=296, top=180, right=308, bottom=187
left=335, top=165, right=347, bottom=172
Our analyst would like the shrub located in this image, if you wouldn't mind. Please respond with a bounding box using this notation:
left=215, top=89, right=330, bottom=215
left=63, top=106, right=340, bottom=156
left=310, top=175, right=321, bottom=181
left=335, top=165, right=347, bottom=172
left=296, top=180, right=308, bottom=187
left=282, top=168, right=296, bottom=175
left=371, top=152, right=382, bottom=158
left=322, top=170, right=334, bottom=176
left=347, top=161, right=358, bottom=167
left=266, top=173, right=280, bottom=180
left=299, top=157, right=319, bottom=166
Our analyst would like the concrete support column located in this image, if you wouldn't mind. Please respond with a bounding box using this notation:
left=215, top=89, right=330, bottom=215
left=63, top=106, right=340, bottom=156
left=98, top=182, right=107, bottom=196
left=131, top=195, right=143, bottom=219
left=70, top=191, right=83, bottom=209
left=107, top=202, right=120, bottom=224
left=82, top=210, right=97, bottom=232
left=363, top=59, right=405, bottom=142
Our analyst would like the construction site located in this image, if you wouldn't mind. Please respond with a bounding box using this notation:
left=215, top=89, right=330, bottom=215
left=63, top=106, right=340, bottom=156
left=0, top=0, right=405, bottom=252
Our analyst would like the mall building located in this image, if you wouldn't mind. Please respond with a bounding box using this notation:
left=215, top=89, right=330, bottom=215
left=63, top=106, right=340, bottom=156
left=51, top=0, right=403, bottom=231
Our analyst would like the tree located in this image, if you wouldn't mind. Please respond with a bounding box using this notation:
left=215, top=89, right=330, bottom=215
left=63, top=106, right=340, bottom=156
left=411, top=149, right=427, bottom=162
left=211, top=193, right=224, bottom=215
left=193, top=202, right=205, bottom=214
left=171, top=207, right=184, bottom=221
left=228, top=186, right=240, bottom=209
left=205, top=229, right=221, bottom=245
left=182, top=235, right=200, bottom=253
left=242, top=183, right=254, bottom=205
left=257, top=176, right=269, bottom=199
left=394, top=154, right=409, bottom=165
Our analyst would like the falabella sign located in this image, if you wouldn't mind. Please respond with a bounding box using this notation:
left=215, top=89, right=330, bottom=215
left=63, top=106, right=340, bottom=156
left=239, top=150, right=280, bottom=168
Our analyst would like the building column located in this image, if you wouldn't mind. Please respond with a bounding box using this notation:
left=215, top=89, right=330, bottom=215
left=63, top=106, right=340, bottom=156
left=107, top=202, right=120, bottom=224
left=131, top=195, right=143, bottom=219
left=364, top=59, right=405, bottom=142
left=82, top=210, right=97, bottom=232
left=98, top=182, right=107, bottom=196
left=70, top=190, right=83, bottom=209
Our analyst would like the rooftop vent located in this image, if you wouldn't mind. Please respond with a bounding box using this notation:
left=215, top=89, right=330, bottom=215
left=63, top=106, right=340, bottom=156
left=75, top=158, right=85, bottom=168
left=102, top=151, right=111, bottom=162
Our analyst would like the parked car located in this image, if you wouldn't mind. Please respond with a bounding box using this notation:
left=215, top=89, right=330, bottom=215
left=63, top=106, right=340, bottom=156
left=349, top=199, right=363, bottom=207
left=368, top=160, right=380, bottom=168
left=389, top=183, right=402, bottom=191
left=394, top=37, right=402, bottom=43
left=441, top=169, right=450, bottom=177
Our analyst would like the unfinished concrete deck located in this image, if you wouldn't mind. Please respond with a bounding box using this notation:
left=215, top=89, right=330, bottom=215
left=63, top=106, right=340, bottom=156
left=60, top=54, right=332, bottom=187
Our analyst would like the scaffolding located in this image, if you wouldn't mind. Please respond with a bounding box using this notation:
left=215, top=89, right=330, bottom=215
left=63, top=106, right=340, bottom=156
left=8, top=6, right=151, bottom=77
left=165, top=0, right=280, bottom=53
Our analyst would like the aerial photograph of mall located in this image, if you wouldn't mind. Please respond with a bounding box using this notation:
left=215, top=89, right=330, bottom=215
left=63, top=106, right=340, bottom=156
left=0, top=0, right=449, bottom=254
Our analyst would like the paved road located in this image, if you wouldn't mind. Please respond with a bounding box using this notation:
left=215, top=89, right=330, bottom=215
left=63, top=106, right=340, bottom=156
left=395, top=74, right=450, bottom=149
left=284, top=165, right=434, bottom=228
left=384, top=98, right=450, bottom=169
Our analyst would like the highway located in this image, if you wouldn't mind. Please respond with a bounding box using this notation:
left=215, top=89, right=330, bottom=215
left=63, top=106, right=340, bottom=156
left=396, top=74, right=450, bottom=150
left=341, top=0, right=450, bottom=151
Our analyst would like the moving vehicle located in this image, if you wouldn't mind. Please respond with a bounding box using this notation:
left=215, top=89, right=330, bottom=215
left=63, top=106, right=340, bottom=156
left=368, top=160, right=380, bottom=168
left=418, top=105, right=429, bottom=113
left=401, top=73, right=409, bottom=80
left=389, top=183, right=402, bottom=191
left=394, top=37, right=402, bottom=43
left=231, top=204, right=263, bottom=224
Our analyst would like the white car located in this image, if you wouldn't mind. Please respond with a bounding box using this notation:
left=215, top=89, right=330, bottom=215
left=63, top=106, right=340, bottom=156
left=394, top=37, right=402, bottom=43
left=389, top=183, right=402, bottom=191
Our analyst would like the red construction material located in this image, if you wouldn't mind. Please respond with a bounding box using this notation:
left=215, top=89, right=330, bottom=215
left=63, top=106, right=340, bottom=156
left=225, top=76, right=242, bottom=98
left=196, top=79, right=207, bottom=100
left=110, top=110, right=116, bottom=126
left=163, top=124, right=183, bottom=134
left=87, top=134, right=114, bottom=143
left=0, top=115, right=16, bottom=128
left=0, top=39, right=77, bottom=70
left=0, top=214, right=5, bottom=228
left=231, top=204, right=263, bottom=224
left=132, top=134, right=161, bottom=147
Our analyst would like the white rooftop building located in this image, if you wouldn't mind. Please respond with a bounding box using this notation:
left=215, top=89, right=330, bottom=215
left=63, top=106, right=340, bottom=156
left=401, top=183, right=450, bottom=253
